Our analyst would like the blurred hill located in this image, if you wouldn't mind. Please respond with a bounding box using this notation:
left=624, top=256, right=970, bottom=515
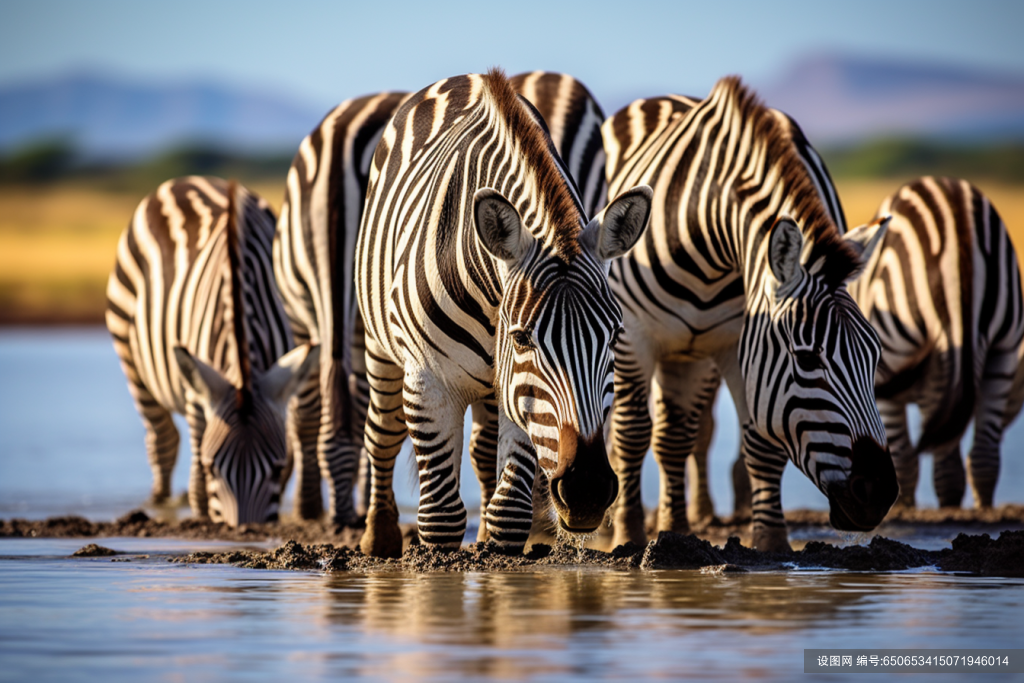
left=761, top=52, right=1024, bottom=144
left=3, top=53, right=1024, bottom=325
left=0, top=71, right=322, bottom=158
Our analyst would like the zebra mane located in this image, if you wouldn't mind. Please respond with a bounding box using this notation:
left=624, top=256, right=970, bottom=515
left=712, top=76, right=860, bottom=289
left=225, top=180, right=254, bottom=415
left=482, top=67, right=585, bottom=261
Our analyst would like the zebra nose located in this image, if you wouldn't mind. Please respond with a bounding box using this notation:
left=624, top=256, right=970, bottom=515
left=827, top=437, right=898, bottom=531
left=548, top=432, right=618, bottom=533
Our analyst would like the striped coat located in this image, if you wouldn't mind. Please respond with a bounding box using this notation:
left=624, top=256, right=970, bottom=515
left=106, top=177, right=318, bottom=526
left=849, top=176, right=1024, bottom=508
left=602, top=78, right=896, bottom=552
left=355, top=69, right=652, bottom=557
left=274, top=92, right=410, bottom=524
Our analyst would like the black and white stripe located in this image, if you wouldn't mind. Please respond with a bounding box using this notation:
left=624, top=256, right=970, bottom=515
left=848, top=176, right=1024, bottom=508
left=274, top=92, right=410, bottom=524
left=355, top=69, right=652, bottom=557
left=602, top=78, right=897, bottom=552
left=107, top=176, right=318, bottom=526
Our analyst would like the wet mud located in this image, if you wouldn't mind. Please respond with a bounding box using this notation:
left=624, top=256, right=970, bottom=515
left=162, top=530, right=1024, bottom=577
left=1, top=509, right=364, bottom=546
left=6, top=506, right=1023, bottom=577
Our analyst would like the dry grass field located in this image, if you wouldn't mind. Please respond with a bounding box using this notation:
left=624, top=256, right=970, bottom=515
left=0, top=177, right=1021, bottom=324
left=0, top=181, right=284, bottom=323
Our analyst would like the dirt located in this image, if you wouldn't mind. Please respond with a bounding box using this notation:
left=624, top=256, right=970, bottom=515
left=1, top=509, right=364, bottom=546
left=8, top=506, right=1022, bottom=577
left=158, top=529, right=1024, bottom=578
left=71, top=543, right=118, bottom=557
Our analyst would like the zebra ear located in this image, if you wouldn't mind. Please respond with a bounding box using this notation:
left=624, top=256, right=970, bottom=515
left=174, top=346, right=233, bottom=406
left=842, top=215, right=890, bottom=282
left=474, top=188, right=532, bottom=263
left=767, top=216, right=805, bottom=286
left=257, top=343, right=320, bottom=407
left=582, top=185, right=652, bottom=261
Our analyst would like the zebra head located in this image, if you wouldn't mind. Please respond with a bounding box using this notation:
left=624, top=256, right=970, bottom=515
left=174, top=344, right=320, bottom=527
left=741, top=215, right=898, bottom=531
left=475, top=185, right=652, bottom=534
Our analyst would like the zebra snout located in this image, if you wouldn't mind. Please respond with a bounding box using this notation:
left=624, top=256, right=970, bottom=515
left=548, top=431, right=618, bottom=533
left=826, top=437, right=898, bottom=531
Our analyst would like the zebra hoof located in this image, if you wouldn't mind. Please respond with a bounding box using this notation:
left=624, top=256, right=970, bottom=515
left=611, top=509, right=647, bottom=548
left=752, top=526, right=792, bottom=553
left=361, top=507, right=403, bottom=558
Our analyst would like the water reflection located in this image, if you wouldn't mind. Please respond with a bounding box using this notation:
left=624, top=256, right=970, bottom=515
left=3, top=548, right=1023, bottom=683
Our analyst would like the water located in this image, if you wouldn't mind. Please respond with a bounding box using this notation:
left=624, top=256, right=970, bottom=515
left=3, top=329, right=1024, bottom=682
left=1, top=538, right=1022, bottom=683
left=5, top=328, right=1022, bottom=520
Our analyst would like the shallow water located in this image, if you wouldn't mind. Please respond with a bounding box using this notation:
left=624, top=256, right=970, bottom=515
left=3, top=329, right=1024, bottom=682
left=4, top=328, right=1023, bottom=522
left=2, top=538, right=1023, bottom=682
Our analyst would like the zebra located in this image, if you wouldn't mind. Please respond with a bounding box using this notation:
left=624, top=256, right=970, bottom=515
left=602, top=77, right=898, bottom=552
left=106, top=176, right=320, bottom=526
left=274, top=91, right=410, bottom=525
left=355, top=68, right=653, bottom=557
left=848, top=176, right=1024, bottom=509
left=512, top=72, right=727, bottom=533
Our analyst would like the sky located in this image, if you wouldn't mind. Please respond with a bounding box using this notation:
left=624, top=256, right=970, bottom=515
left=3, top=0, right=1024, bottom=112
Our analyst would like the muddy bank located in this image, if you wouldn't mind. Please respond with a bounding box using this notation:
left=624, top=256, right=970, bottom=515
left=0, top=509, right=363, bottom=546
left=163, top=530, right=1024, bottom=578
left=8, top=505, right=1023, bottom=545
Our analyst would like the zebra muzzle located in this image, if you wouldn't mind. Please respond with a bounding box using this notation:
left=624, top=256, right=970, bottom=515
left=548, top=429, right=619, bottom=533
left=826, top=437, right=899, bottom=531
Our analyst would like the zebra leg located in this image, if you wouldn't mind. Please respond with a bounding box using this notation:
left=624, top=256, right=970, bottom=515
left=649, top=359, right=716, bottom=535
left=744, top=425, right=791, bottom=552
left=731, top=453, right=752, bottom=521
left=359, top=341, right=408, bottom=558
left=352, top=315, right=372, bottom=519
left=931, top=440, right=966, bottom=508
left=716, top=346, right=790, bottom=551
left=483, top=409, right=537, bottom=550
left=403, top=369, right=469, bottom=549
left=469, top=399, right=500, bottom=542
left=687, top=383, right=718, bottom=525
left=137, top=394, right=180, bottom=506
left=289, top=370, right=323, bottom=520
left=878, top=398, right=916, bottom=508
left=968, top=347, right=1017, bottom=508
left=607, top=333, right=657, bottom=548
left=317, top=359, right=361, bottom=527
left=184, top=401, right=207, bottom=518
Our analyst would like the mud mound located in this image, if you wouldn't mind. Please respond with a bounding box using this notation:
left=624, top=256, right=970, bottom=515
left=639, top=532, right=726, bottom=569
left=935, top=531, right=1024, bottom=577
left=72, top=543, right=118, bottom=557
left=797, top=537, right=931, bottom=571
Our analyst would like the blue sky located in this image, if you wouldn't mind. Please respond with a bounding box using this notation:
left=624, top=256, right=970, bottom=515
left=3, top=0, right=1023, bottom=110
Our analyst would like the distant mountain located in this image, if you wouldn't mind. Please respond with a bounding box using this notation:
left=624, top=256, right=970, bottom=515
left=759, top=53, right=1024, bottom=144
left=0, top=71, right=325, bottom=157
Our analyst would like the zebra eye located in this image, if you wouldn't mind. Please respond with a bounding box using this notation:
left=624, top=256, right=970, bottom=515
left=510, top=329, right=534, bottom=351
left=794, top=349, right=825, bottom=372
